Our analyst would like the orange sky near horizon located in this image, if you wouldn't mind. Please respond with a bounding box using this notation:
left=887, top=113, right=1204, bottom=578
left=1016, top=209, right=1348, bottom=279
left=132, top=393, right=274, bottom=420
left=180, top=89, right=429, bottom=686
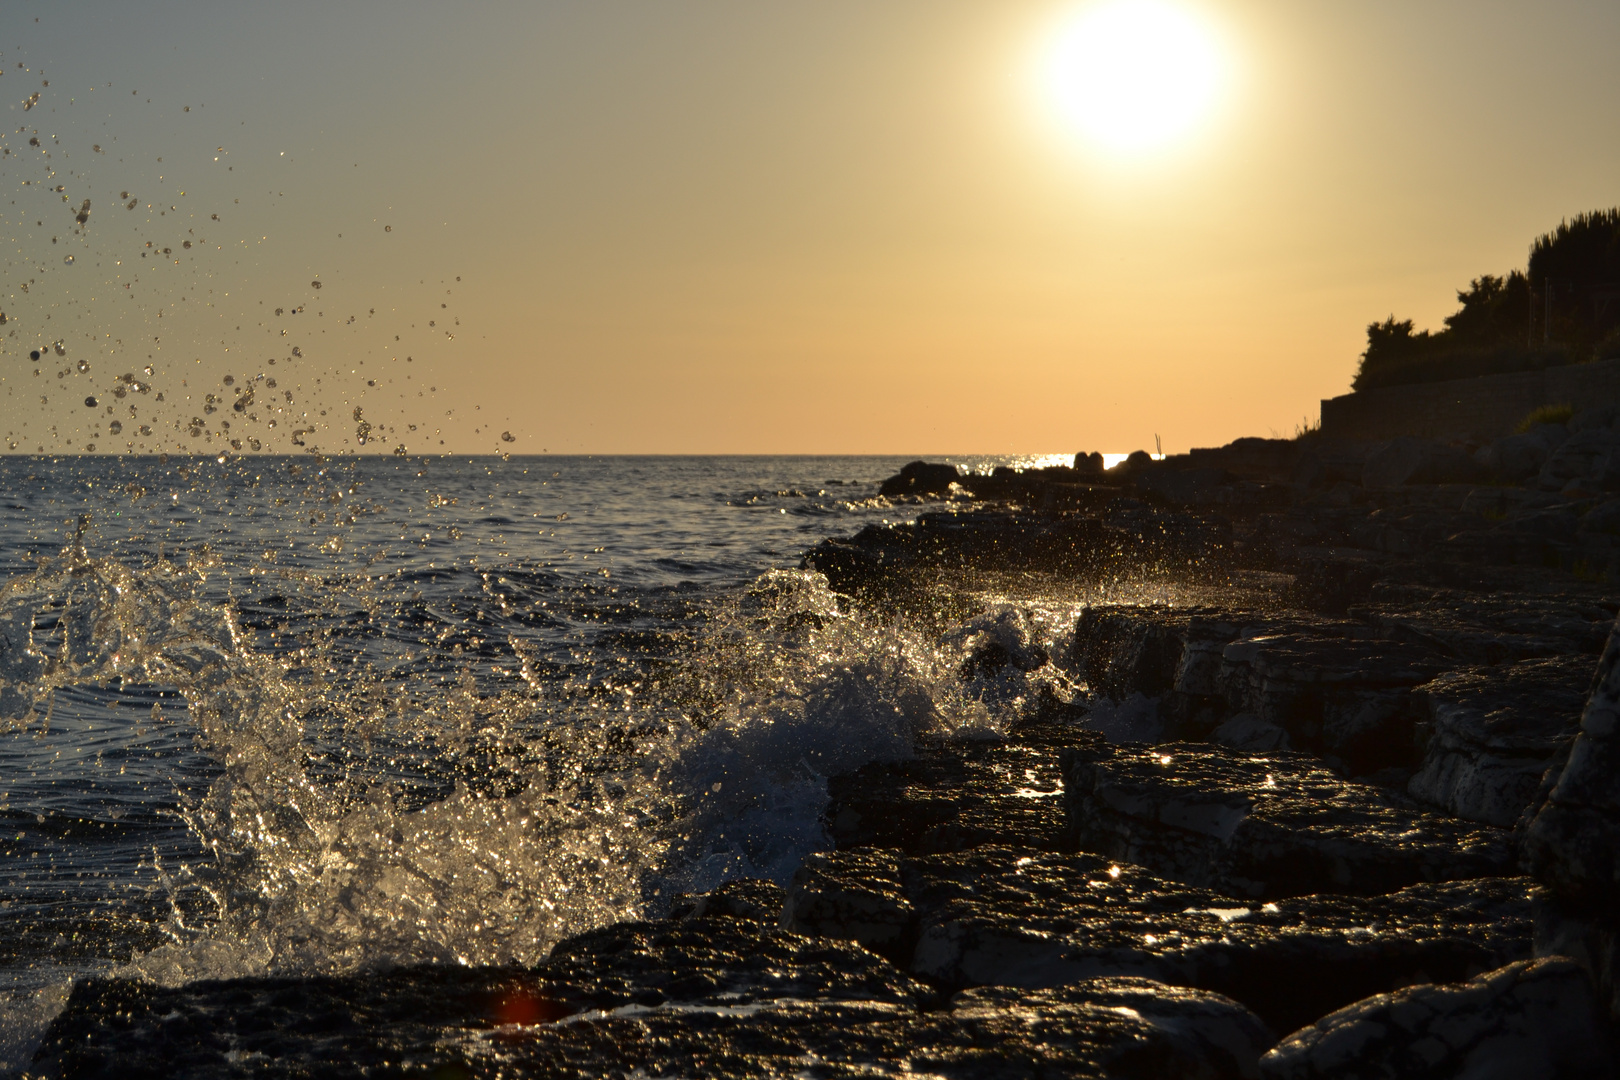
left=1, top=0, right=1616, bottom=456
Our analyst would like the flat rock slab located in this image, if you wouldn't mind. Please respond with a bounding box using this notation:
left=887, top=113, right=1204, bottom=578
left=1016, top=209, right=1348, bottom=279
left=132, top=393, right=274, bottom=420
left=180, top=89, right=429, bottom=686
left=825, top=726, right=1080, bottom=855
left=456, top=978, right=1273, bottom=1080
left=1210, top=631, right=1448, bottom=774
left=1407, top=656, right=1591, bottom=827
left=1259, top=957, right=1614, bottom=1079
left=1069, top=597, right=1608, bottom=777
left=1351, top=584, right=1615, bottom=665
left=35, top=919, right=922, bottom=1078
left=1062, top=742, right=1515, bottom=898
left=785, top=845, right=1533, bottom=1035
left=33, top=934, right=1271, bottom=1080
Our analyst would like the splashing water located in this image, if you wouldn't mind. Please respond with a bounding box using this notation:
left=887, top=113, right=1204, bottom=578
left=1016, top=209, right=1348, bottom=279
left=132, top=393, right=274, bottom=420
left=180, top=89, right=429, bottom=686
left=650, top=569, right=1019, bottom=898
left=0, top=457, right=1101, bottom=1008
left=0, top=535, right=650, bottom=985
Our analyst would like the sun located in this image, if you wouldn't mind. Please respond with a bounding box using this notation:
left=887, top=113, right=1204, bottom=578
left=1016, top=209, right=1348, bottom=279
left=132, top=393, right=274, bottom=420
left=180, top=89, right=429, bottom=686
left=1037, top=0, right=1228, bottom=155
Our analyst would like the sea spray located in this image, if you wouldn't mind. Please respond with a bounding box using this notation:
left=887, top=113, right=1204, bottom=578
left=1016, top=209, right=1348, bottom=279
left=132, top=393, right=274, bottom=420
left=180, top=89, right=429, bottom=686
left=0, top=528, right=1086, bottom=994
left=649, top=569, right=1016, bottom=899
left=0, top=535, right=654, bottom=984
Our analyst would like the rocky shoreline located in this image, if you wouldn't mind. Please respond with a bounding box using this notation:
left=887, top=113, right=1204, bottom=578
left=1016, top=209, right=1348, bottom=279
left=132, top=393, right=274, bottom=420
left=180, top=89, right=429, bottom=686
left=27, top=425, right=1620, bottom=1077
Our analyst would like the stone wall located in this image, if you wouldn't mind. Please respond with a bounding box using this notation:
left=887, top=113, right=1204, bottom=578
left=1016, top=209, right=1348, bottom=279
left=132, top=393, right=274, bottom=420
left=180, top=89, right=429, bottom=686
left=1319, top=358, right=1620, bottom=442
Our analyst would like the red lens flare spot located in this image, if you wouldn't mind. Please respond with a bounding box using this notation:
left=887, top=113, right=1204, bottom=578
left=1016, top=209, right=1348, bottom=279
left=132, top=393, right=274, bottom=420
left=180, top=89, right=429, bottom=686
left=494, top=988, right=570, bottom=1027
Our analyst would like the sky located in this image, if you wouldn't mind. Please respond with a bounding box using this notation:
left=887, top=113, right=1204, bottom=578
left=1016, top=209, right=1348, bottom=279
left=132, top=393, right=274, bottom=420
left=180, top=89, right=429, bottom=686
left=0, top=0, right=1616, bottom=456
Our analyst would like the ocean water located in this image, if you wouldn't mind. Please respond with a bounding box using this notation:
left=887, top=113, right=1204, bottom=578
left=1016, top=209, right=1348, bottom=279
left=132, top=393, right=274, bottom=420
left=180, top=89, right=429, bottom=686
left=0, top=452, right=1090, bottom=1067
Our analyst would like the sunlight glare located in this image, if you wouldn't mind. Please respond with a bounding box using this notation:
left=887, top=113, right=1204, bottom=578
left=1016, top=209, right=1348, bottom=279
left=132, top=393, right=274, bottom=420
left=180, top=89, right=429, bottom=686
left=1037, top=0, right=1227, bottom=155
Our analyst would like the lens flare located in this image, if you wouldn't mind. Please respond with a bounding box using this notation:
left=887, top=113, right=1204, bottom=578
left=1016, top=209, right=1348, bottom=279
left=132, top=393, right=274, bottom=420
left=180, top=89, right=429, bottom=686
left=1037, top=0, right=1227, bottom=155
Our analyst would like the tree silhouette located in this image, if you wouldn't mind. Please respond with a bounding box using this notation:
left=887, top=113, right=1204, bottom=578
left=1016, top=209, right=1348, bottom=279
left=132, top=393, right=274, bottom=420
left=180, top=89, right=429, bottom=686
left=1353, top=211, right=1620, bottom=391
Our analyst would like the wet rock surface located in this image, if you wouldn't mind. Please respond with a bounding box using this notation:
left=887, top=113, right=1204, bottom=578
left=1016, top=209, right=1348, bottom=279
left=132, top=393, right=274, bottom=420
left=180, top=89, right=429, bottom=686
left=1259, top=957, right=1613, bottom=1080
left=822, top=727, right=1076, bottom=857
left=823, top=447, right=1620, bottom=1070
left=1063, top=741, right=1514, bottom=898
left=1525, top=616, right=1620, bottom=1028
left=785, top=843, right=1533, bottom=1035
left=33, top=440, right=1620, bottom=1075
left=1407, top=656, right=1591, bottom=827
left=34, top=921, right=1276, bottom=1079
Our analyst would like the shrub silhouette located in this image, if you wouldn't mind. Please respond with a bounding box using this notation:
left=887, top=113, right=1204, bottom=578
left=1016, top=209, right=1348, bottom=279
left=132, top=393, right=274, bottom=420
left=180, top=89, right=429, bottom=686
left=1354, top=210, right=1620, bottom=391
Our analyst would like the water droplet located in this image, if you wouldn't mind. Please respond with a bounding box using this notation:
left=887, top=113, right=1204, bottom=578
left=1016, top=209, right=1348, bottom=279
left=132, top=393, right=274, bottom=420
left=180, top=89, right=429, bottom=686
left=62, top=255, right=73, bottom=265
left=83, top=396, right=97, bottom=407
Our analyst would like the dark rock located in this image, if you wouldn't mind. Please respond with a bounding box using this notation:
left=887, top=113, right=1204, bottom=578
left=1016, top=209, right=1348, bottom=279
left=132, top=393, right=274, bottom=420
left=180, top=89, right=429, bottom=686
left=1072, top=605, right=1191, bottom=702
left=33, top=920, right=931, bottom=1079
left=1294, top=442, right=1375, bottom=488
left=878, top=460, right=962, bottom=499
left=1211, top=712, right=1293, bottom=752
left=1522, top=615, right=1620, bottom=913
left=1258, top=957, right=1613, bottom=1080
left=1213, top=632, right=1443, bottom=774
left=823, top=729, right=1078, bottom=856
left=1286, top=552, right=1385, bottom=614
left=1070, top=606, right=1448, bottom=773
left=1477, top=424, right=1567, bottom=482
left=1074, top=450, right=1105, bottom=475
left=1534, top=891, right=1620, bottom=1026
left=1539, top=426, right=1620, bottom=490
left=1571, top=406, right=1619, bottom=433
left=1134, top=467, right=1239, bottom=508
left=1581, top=498, right=1620, bottom=536
left=1062, top=741, right=1514, bottom=898
left=1351, top=583, right=1615, bottom=664
left=681, top=877, right=785, bottom=922
left=33, top=930, right=1274, bottom=1080
left=932, top=979, right=1275, bottom=1080
left=804, top=509, right=1125, bottom=594
left=914, top=856, right=1534, bottom=1036
left=1185, top=437, right=1302, bottom=484
left=1524, top=621, right=1620, bottom=1024
left=1362, top=437, right=1484, bottom=488
left=1458, top=483, right=1566, bottom=518
left=786, top=845, right=1533, bottom=1036
left=1110, top=450, right=1155, bottom=477
left=1497, top=503, right=1585, bottom=547
left=539, top=918, right=930, bottom=1009
left=783, top=849, right=915, bottom=958
left=1406, top=657, right=1590, bottom=827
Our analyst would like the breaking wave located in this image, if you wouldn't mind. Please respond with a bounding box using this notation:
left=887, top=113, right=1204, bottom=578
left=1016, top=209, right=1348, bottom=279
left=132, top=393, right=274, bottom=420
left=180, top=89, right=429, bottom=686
left=0, top=539, right=1082, bottom=990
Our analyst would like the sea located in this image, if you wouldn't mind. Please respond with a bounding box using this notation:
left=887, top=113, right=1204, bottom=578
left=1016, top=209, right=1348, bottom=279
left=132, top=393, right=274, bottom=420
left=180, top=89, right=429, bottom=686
left=0, top=452, right=1098, bottom=1068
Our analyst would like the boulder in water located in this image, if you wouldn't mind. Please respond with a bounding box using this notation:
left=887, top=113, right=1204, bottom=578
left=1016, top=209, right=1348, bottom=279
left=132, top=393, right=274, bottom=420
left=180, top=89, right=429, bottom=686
left=878, top=460, right=961, bottom=498
left=1073, top=451, right=1105, bottom=476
